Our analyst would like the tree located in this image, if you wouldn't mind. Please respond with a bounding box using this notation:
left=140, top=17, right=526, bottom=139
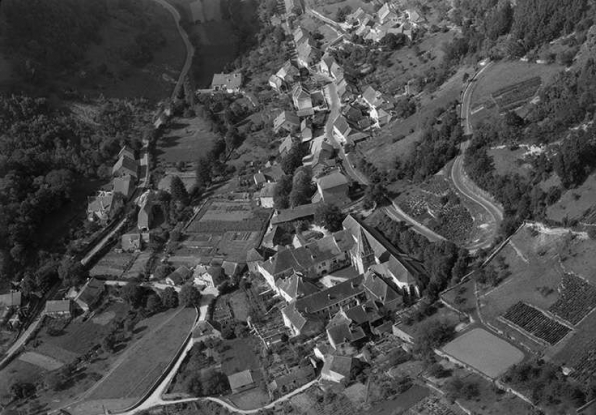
left=414, top=319, right=455, bottom=355
left=314, top=203, right=346, bottom=232
left=281, top=142, right=306, bottom=175
left=122, top=282, right=144, bottom=308
left=203, top=370, right=230, bottom=395
left=289, top=167, right=315, bottom=207
left=170, top=175, right=189, bottom=206
left=180, top=284, right=201, bottom=307
left=9, top=381, right=35, bottom=400
left=58, top=258, right=88, bottom=287
left=363, top=183, right=386, bottom=209
left=162, top=287, right=179, bottom=308
left=273, top=175, right=293, bottom=209
left=101, top=335, right=116, bottom=353
left=146, top=293, right=162, bottom=313
left=154, top=264, right=174, bottom=280
left=221, top=324, right=236, bottom=339
left=196, top=158, right=212, bottom=188
left=185, top=373, right=203, bottom=396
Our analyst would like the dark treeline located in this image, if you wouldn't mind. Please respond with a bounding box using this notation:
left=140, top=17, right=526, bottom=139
left=0, top=95, right=151, bottom=282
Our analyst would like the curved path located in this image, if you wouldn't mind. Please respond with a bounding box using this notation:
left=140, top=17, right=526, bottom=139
left=151, top=0, right=195, bottom=100
left=451, top=62, right=504, bottom=251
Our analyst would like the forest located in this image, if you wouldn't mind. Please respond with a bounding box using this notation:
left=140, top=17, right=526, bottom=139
left=0, top=95, right=151, bottom=285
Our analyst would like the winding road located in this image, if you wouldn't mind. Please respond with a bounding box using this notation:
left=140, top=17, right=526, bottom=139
left=151, top=0, right=195, bottom=100
left=451, top=61, right=504, bottom=251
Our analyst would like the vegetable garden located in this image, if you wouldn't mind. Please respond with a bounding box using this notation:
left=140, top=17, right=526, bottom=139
left=502, top=302, right=570, bottom=345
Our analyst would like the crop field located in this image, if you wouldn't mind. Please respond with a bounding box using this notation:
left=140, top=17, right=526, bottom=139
left=469, top=61, right=561, bottom=124
left=122, top=252, right=152, bottom=279
left=82, top=307, right=196, bottom=412
left=548, top=273, right=596, bottom=325
left=501, top=302, right=571, bottom=346
left=18, top=351, right=64, bottom=371
left=491, top=77, right=542, bottom=113
left=442, top=328, right=524, bottom=379
left=157, top=116, right=218, bottom=165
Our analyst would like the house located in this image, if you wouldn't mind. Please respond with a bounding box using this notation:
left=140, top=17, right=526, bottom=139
left=342, top=215, right=424, bottom=295
left=362, top=86, right=385, bottom=109
left=246, top=247, right=274, bottom=274
left=281, top=301, right=323, bottom=337
left=326, top=309, right=366, bottom=351
left=406, top=9, right=424, bottom=26
left=87, top=191, right=120, bottom=223
left=292, top=84, right=314, bottom=117
left=260, top=182, right=276, bottom=208
left=319, top=55, right=336, bottom=77
left=270, top=14, right=283, bottom=26
left=253, top=172, right=266, bottom=187
left=257, top=230, right=354, bottom=289
left=228, top=370, right=255, bottom=394
left=378, top=3, right=399, bottom=24
left=273, top=111, right=300, bottom=133
left=44, top=300, right=72, bottom=318
left=279, top=135, right=295, bottom=156
left=269, top=365, right=315, bottom=395
left=166, top=266, right=192, bottom=286
left=119, top=146, right=135, bottom=160
left=270, top=202, right=321, bottom=226
left=343, top=105, right=364, bottom=124
left=194, top=264, right=226, bottom=287
left=261, top=164, right=284, bottom=183
left=347, top=7, right=373, bottom=26
left=138, top=199, right=153, bottom=231
left=333, top=116, right=352, bottom=144
left=113, top=175, right=134, bottom=200
left=261, top=225, right=286, bottom=249
left=121, top=233, right=142, bottom=252
left=112, top=155, right=138, bottom=178
left=192, top=320, right=221, bottom=341
left=314, top=170, right=350, bottom=206
left=300, top=119, right=313, bottom=143
left=75, top=278, right=105, bottom=312
left=276, top=272, right=320, bottom=302
left=376, top=108, right=392, bottom=126
left=285, top=0, right=297, bottom=15
left=268, top=74, right=285, bottom=92
left=276, top=61, right=300, bottom=84
left=211, top=73, right=243, bottom=93
left=362, top=270, right=403, bottom=310
left=321, top=354, right=353, bottom=384
left=294, top=27, right=311, bottom=44
left=297, top=39, right=319, bottom=68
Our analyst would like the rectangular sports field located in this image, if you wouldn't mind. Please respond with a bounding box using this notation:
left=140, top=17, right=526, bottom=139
left=442, top=328, right=524, bottom=379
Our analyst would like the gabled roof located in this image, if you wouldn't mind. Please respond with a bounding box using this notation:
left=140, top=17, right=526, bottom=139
left=113, top=175, right=133, bottom=198
left=317, top=170, right=349, bottom=190
left=277, top=273, right=320, bottom=301
left=362, top=86, right=384, bottom=108
left=322, top=354, right=353, bottom=380
left=269, top=74, right=284, bottom=88
left=87, top=192, right=114, bottom=214
left=294, top=27, right=310, bottom=43
left=112, top=155, right=138, bottom=177
left=260, top=182, right=277, bottom=199
left=262, top=164, right=284, bottom=182
left=280, top=135, right=294, bottom=155
left=295, top=275, right=364, bottom=314
left=76, top=278, right=105, bottom=305
left=119, top=146, right=135, bottom=160
left=211, top=72, right=243, bottom=90
left=167, top=266, right=192, bottom=285
left=45, top=300, right=71, bottom=314
left=333, top=116, right=351, bottom=136
left=228, top=370, right=253, bottom=391
left=192, top=320, right=221, bottom=339
left=363, top=271, right=402, bottom=305
left=327, top=322, right=366, bottom=347
left=273, top=111, right=300, bottom=131
left=282, top=301, right=309, bottom=332
left=0, top=291, right=21, bottom=308
left=271, top=203, right=320, bottom=225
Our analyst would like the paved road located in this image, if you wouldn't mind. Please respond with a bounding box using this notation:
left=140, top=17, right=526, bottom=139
left=450, top=61, right=503, bottom=251
left=151, top=0, right=195, bottom=100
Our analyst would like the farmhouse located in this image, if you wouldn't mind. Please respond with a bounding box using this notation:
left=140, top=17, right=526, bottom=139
left=269, top=365, right=315, bottom=394
left=273, top=111, right=300, bottom=133
left=292, top=84, right=314, bottom=117
left=228, top=369, right=255, bottom=394
left=270, top=202, right=320, bottom=226
left=75, top=278, right=105, bottom=312
left=166, top=266, right=192, bottom=286
left=314, top=170, right=350, bottom=207
left=210, top=73, right=243, bottom=93
left=112, top=175, right=134, bottom=200
left=112, top=154, right=138, bottom=179
left=259, top=182, right=276, bottom=208
left=194, top=264, right=225, bottom=287
left=87, top=191, right=121, bottom=223
left=44, top=300, right=72, bottom=318
left=321, top=354, right=353, bottom=384
left=297, top=38, right=320, bottom=68
left=276, top=272, right=320, bottom=302
left=275, top=60, right=300, bottom=84
left=268, top=74, right=285, bottom=92
left=333, top=116, right=352, bottom=144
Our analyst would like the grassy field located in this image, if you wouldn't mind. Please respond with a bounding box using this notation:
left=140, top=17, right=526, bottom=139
left=470, top=61, right=562, bottom=125
left=547, top=172, right=596, bottom=223
left=90, top=251, right=137, bottom=279
left=77, top=307, right=196, bottom=413
left=442, top=328, right=524, bottom=379
left=220, top=337, right=261, bottom=376
left=488, top=146, right=533, bottom=178
left=0, top=359, right=44, bottom=401
left=228, top=291, right=251, bottom=321
left=157, top=116, right=218, bottom=165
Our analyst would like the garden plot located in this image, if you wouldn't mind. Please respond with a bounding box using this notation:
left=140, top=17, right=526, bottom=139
left=18, top=351, right=64, bottom=370
left=90, top=251, right=137, bottom=279
left=442, top=328, right=524, bottom=379
left=501, top=302, right=571, bottom=346
left=548, top=273, right=596, bottom=325
left=490, top=77, right=541, bottom=113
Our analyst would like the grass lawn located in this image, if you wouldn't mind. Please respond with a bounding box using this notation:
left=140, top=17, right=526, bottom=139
left=228, top=291, right=251, bottom=321
left=157, top=116, right=218, bottom=165
left=547, top=171, right=596, bottom=223
left=442, top=328, right=524, bottom=379
left=0, top=360, right=45, bottom=401
left=488, top=146, right=533, bottom=178
left=220, top=337, right=261, bottom=376
left=470, top=61, right=562, bottom=125
left=367, top=384, right=430, bottom=415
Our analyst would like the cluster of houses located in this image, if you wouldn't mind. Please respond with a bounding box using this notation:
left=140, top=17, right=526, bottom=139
left=246, top=213, right=426, bottom=384
left=343, top=3, right=424, bottom=43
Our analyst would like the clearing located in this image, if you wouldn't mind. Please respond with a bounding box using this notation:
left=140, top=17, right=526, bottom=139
left=442, top=328, right=524, bottom=379
left=156, top=116, right=218, bottom=165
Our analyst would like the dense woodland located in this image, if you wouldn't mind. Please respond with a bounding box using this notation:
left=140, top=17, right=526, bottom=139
left=0, top=95, right=151, bottom=286
left=465, top=58, right=596, bottom=234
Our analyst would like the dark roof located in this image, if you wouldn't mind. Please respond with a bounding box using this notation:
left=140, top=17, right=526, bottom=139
left=327, top=323, right=366, bottom=347
left=282, top=302, right=309, bottom=332
left=363, top=270, right=402, bottom=305
left=276, top=273, right=320, bottom=300
left=271, top=203, right=321, bottom=225
left=322, top=355, right=352, bottom=379
left=112, top=155, right=138, bottom=177
left=317, top=170, right=349, bottom=190
left=271, top=365, right=314, bottom=391
left=113, top=175, right=133, bottom=198
left=295, top=275, right=364, bottom=314
left=45, top=300, right=71, bottom=314
left=333, top=116, right=351, bottom=136
left=0, top=291, right=21, bottom=307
